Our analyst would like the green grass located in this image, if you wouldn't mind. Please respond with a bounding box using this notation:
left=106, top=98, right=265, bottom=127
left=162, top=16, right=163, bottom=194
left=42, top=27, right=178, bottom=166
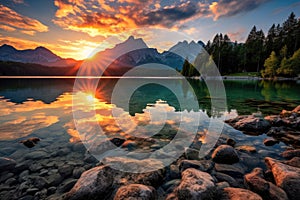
left=226, top=72, right=260, bottom=77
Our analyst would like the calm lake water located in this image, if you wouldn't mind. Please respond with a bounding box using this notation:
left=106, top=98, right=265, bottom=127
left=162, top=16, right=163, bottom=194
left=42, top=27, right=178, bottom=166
left=0, top=78, right=300, bottom=172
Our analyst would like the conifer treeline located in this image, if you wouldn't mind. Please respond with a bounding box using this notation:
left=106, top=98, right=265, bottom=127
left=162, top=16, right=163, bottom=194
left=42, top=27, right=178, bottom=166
left=181, top=12, right=300, bottom=77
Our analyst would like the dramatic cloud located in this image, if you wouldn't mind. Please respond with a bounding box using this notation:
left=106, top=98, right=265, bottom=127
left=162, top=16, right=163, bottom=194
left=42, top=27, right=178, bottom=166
left=0, top=5, right=48, bottom=35
left=210, top=0, right=270, bottom=20
left=53, top=0, right=210, bottom=37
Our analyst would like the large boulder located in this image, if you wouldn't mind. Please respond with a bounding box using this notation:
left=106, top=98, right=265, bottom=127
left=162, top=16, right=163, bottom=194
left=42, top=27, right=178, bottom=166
left=169, top=168, right=216, bottom=200
left=0, top=157, right=16, bottom=171
left=65, top=157, right=165, bottom=200
left=244, top=168, right=288, bottom=200
left=114, top=184, right=156, bottom=200
left=265, top=157, right=300, bottom=200
left=212, top=145, right=239, bottom=164
left=221, top=187, right=262, bottom=200
left=226, top=115, right=271, bottom=134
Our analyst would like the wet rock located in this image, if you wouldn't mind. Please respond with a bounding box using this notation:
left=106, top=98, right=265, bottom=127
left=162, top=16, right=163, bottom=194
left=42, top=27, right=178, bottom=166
left=168, top=164, right=180, bottom=179
left=221, top=187, right=262, bottom=200
left=34, top=188, right=47, bottom=199
left=0, top=157, right=16, bottom=171
left=213, top=172, right=239, bottom=187
left=65, top=158, right=165, bottom=200
left=19, top=195, right=33, bottom=200
left=265, top=157, right=300, bottom=200
left=0, top=172, right=14, bottom=183
left=184, top=148, right=200, bottom=160
left=5, top=177, right=17, bottom=186
left=72, top=167, right=85, bottom=179
left=281, top=149, right=300, bottom=159
left=212, top=145, right=239, bottom=164
left=71, top=142, right=86, bottom=152
left=64, top=165, right=114, bottom=200
left=24, top=150, right=49, bottom=160
left=47, top=173, right=64, bottom=187
left=114, top=184, right=156, bottom=200
left=292, top=105, right=300, bottom=113
left=26, top=188, right=39, bottom=195
left=171, top=168, right=216, bottom=200
left=57, top=148, right=71, bottom=156
left=33, top=176, right=49, bottom=190
left=216, top=182, right=230, bottom=190
left=29, top=162, right=43, bottom=172
left=162, top=179, right=181, bottom=191
left=18, top=170, right=30, bottom=182
left=226, top=138, right=236, bottom=147
left=244, top=168, right=288, bottom=200
left=214, top=163, right=245, bottom=178
left=263, top=138, right=279, bottom=146
left=121, top=140, right=137, bottom=150
left=59, top=164, right=74, bottom=178
left=179, top=159, right=213, bottom=172
left=59, top=179, right=78, bottom=193
left=235, top=145, right=256, bottom=153
left=19, top=137, right=40, bottom=148
left=284, top=157, right=300, bottom=168
left=226, top=115, right=271, bottom=134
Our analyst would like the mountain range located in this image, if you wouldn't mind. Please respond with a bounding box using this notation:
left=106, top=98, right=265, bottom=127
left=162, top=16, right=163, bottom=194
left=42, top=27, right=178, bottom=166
left=0, top=36, right=205, bottom=75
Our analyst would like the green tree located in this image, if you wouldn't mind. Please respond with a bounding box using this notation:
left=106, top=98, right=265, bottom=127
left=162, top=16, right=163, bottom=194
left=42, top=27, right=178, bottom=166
left=261, top=51, right=279, bottom=78
left=181, top=58, right=191, bottom=76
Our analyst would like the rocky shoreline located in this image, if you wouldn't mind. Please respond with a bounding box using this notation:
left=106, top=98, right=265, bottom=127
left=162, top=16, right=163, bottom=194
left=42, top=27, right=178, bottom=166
left=0, top=106, right=299, bottom=200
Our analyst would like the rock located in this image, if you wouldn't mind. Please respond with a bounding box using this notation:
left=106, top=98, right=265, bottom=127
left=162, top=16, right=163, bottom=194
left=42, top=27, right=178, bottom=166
left=221, top=187, right=262, bottom=200
left=168, top=164, right=180, bottom=179
left=19, top=195, right=34, bottom=200
left=216, top=182, right=230, bottom=190
left=184, top=148, right=200, bottom=160
left=265, top=157, right=300, bottom=199
left=162, top=179, right=181, bottom=191
left=244, top=168, right=288, bottom=200
left=59, top=164, right=74, bottom=178
left=281, top=149, right=300, bottom=159
left=213, top=172, right=239, bottom=187
left=19, top=137, right=40, bottom=148
left=179, top=159, right=213, bottom=172
left=34, top=176, right=49, bottom=190
left=0, top=172, right=14, bottom=183
left=263, top=138, right=279, bottom=146
left=24, top=150, right=49, bottom=160
left=214, top=163, right=245, bottom=178
left=26, top=188, right=39, bottom=195
left=0, top=157, right=16, bottom=171
left=57, top=148, right=71, bottom=156
left=110, top=138, right=126, bottom=147
left=48, top=186, right=57, bottom=195
left=226, top=138, right=236, bottom=147
left=5, top=177, right=17, bottom=186
left=235, top=145, right=256, bottom=153
left=59, top=179, right=78, bottom=193
left=65, top=158, right=165, bottom=200
left=114, top=184, right=156, bottom=200
left=29, top=162, right=42, bottom=172
left=64, top=165, right=114, bottom=200
left=284, top=157, right=300, bottom=168
left=292, top=105, right=300, bottom=113
left=47, top=173, right=64, bottom=186
left=212, top=145, right=239, bottom=164
left=172, top=168, right=216, bottom=200
left=226, top=115, right=271, bottom=134
left=72, top=167, right=85, bottom=179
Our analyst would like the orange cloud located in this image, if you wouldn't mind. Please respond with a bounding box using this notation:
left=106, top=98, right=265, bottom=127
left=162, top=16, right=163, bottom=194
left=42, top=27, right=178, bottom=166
left=53, top=0, right=210, bottom=37
left=0, top=24, right=16, bottom=32
left=0, top=5, right=48, bottom=35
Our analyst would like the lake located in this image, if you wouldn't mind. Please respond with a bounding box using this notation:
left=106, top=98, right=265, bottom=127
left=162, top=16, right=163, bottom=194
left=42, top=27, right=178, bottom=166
left=0, top=77, right=299, bottom=198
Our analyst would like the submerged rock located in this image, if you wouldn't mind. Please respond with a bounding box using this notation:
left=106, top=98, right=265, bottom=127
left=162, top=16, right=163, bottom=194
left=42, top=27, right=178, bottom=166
left=169, top=168, right=216, bottom=200
left=212, top=145, right=239, bottom=164
left=221, top=187, right=262, bottom=200
left=0, top=157, right=16, bottom=171
left=19, top=137, right=40, bottom=148
left=263, top=138, right=279, bottom=146
left=281, top=149, right=300, bottom=159
left=265, top=157, right=300, bottom=199
left=114, top=184, right=156, bottom=200
left=226, top=115, right=271, bottom=134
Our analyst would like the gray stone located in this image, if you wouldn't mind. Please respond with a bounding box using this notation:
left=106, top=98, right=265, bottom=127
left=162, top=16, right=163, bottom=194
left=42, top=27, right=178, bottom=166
left=179, top=159, right=213, bottom=172
left=72, top=167, right=85, bottom=179
left=184, top=148, right=200, bottom=160
left=212, top=145, right=239, bottom=164
left=59, top=179, right=77, bottom=193
left=213, top=172, right=239, bottom=187
left=25, top=150, right=49, bottom=160
left=0, top=157, right=16, bottom=171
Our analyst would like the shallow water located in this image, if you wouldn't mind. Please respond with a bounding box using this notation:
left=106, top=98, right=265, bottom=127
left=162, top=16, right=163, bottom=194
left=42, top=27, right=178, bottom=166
left=0, top=78, right=299, bottom=197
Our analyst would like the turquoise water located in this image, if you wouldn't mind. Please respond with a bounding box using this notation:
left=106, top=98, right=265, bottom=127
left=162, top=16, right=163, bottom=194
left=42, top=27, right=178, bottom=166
left=0, top=78, right=299, bottom=172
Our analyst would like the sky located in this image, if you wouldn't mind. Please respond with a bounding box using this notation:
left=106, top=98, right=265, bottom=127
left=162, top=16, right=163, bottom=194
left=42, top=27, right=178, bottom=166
left=0, top=0, right=299, bottom=60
